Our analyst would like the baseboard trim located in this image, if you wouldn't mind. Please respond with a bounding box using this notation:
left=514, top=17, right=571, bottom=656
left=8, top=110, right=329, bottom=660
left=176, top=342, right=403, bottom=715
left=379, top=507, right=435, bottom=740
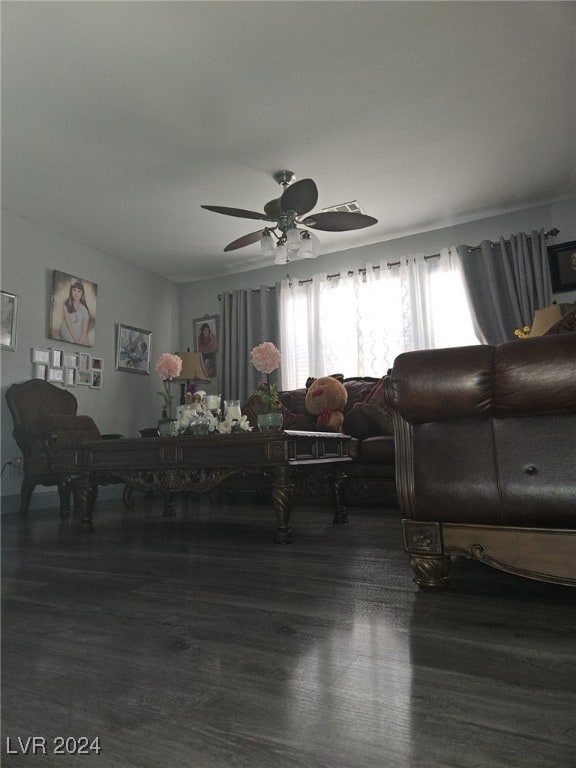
left=0, top=485, right=125, bottom=516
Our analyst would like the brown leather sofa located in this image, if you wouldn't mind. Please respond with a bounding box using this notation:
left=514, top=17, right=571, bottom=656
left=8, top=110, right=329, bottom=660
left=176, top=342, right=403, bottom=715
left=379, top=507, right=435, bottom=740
left=384, top=332, right=576, bottom=588
left=243, top=376, right=397, bottom=506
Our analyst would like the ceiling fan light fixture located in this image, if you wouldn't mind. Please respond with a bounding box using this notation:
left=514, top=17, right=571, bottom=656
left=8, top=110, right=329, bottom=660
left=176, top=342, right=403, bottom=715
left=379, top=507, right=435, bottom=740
left=260, top=228, right=275, bottom=256
left=286, top=225, right=301, bottom=249
left=274, top=242, right=289, bottom=265
left=298, top=230, right=320, bottom=259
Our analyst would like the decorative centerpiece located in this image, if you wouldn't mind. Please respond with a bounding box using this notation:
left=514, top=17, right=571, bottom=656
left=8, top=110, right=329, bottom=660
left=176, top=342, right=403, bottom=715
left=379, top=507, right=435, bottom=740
left=175, top=393, right=252, bottom=436
left=155, top=353, right=183, bottom=435
left=250, top=342, right=283, bottom=431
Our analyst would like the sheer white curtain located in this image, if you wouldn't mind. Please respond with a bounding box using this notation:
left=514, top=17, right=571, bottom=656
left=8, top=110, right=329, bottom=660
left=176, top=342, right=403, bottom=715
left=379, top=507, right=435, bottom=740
left=280, top=248, right=479, bottom=389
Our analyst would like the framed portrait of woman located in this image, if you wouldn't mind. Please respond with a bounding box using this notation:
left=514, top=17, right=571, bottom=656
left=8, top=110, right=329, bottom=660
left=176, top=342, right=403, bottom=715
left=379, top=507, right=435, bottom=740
left=48, top=270, right=98, bottom=347
left=548, top=240, right=576, bottom=293
left=193, top=314, right=219, bottom=354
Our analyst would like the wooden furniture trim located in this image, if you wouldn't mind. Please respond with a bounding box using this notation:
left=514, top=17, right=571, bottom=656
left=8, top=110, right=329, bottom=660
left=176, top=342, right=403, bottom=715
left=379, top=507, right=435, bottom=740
left=403, top=519, right=576, bottom=588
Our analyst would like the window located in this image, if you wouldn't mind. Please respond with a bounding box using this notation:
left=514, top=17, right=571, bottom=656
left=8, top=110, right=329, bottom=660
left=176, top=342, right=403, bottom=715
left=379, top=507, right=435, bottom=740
left=280, top=248, right=479, bottom=389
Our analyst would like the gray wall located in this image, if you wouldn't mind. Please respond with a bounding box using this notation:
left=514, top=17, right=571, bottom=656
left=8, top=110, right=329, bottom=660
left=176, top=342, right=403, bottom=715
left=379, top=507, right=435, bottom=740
left=1, top=209, right=180, bottom=504
left=2, top=196, right=575, bottom=507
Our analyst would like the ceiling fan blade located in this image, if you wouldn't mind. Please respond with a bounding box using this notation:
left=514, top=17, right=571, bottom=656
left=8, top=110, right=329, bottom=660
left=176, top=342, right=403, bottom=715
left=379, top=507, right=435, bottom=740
left=264, top=198, right=283, bottom=218
left=223, top=230, right=263, bottom=252
left=201, top=205, right=270, bottom=221
left=280, top=178, right=318, bottom=216
left=302, top=211, right=378, bottom=231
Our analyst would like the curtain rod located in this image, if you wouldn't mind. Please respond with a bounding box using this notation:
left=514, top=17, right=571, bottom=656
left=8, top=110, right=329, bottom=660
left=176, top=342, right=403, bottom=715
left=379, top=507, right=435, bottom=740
left=217, top=228, right=561, bottom=294
left=292, top=227, right=560, bottom=286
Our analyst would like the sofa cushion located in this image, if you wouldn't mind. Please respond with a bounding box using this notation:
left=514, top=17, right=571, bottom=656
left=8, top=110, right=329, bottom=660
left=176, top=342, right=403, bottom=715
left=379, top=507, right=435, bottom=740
left=359, top=435, right=395, bottom=463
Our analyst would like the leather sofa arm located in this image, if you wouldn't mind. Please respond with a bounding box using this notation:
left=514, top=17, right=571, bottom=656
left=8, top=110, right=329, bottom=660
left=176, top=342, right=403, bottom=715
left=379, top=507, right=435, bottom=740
left=386, top=333, right=576, bottom=424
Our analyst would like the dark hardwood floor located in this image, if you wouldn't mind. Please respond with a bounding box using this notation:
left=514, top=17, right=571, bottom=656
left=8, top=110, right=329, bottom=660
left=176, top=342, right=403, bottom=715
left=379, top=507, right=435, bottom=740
left=2, top=494, right=575, bottom=767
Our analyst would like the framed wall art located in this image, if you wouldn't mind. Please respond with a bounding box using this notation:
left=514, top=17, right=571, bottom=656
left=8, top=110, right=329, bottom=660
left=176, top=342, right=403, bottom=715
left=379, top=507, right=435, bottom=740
left=116, top=324, right=151, bottom=374
left=91, top=369, right=103, bottom=389
left=48, top=270, right=97, bottom=347
left=193, top=314, right=219, bottom=354
left=51, top=349, right=63, bottom=368
left=47, top=367, right=65, bottom=384
left=202, top=352, right=216, bottom=378
left=78, top=352, right=91, bottom=373
left=32, top=348, right=50, bottom=365
left=91, top=357, right=103, bottom=371
left=63, top=367, right=76, bottom=387
left=33, top=363, right=47, bottom=380
left=63, top=352, right=78, bottom=368
left=548, top=240, right=576, bottom=294
left=1, top=290, right=18, bottom=351
left=76, top=369, right=91, bottom=386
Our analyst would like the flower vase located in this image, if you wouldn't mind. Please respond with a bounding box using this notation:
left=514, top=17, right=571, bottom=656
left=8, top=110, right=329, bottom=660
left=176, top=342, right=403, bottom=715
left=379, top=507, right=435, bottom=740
left=158, top=416, right=177, bottom=436
left=257, top=412, right=283, bottom=432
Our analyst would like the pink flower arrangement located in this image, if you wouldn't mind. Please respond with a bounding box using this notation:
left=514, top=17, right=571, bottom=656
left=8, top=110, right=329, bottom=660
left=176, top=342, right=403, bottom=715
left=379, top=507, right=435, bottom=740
left=155, top=353, right=183, bottom=380
left=250, top=342, right=281, bottom=374
left=155, top=353, right=183, bottom=416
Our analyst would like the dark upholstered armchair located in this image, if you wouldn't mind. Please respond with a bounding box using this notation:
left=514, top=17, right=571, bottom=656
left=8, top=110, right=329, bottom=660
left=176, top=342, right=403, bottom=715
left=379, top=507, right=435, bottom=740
left=6, top=379, right=107, bottom=517
left=384, top=332, right=576, bottom=589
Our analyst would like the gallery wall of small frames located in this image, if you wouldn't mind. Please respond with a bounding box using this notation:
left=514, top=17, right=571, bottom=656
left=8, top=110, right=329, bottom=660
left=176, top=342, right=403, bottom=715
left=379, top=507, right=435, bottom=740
left=31, top=347, right=103, bottom=389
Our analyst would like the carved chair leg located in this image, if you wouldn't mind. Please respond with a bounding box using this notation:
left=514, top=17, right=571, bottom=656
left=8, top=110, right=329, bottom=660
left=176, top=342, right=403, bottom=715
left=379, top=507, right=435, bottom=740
left=57, top=477, right=72, bottom=519
left=409, top=554, right=452, bottom=589
left=19, top=478, right=34, bottom=516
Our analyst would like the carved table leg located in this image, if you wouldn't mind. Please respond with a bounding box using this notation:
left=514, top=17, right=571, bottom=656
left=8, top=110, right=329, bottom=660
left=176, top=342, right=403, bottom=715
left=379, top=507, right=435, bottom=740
left=271, top=466, right=295, bottom=544
left=73, top=477, right=98, bottom=532
left=332, top=469, right=349, bottom=525
left=409, top=554, right=451, bottom=589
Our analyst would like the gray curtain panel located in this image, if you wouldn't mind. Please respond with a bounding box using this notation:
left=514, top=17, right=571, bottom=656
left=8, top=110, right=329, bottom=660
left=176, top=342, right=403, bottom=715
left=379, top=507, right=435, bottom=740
left=220, top=284, right=281, bottom=402
left=457, top=230, right=553, bottom=345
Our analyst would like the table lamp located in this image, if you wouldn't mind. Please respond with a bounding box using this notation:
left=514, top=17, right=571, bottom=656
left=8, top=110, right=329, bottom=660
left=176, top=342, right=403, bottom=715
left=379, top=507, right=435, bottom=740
left=177, top=351, right=211, bottom=404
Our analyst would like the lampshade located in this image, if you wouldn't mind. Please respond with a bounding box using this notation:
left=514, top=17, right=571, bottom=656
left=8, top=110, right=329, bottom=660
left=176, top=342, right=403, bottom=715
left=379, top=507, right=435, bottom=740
left=260, top=228, right=276, bottom=256
left=177, top=352, right=211, bottom=380
left=529, top=303, right=576, bottom=336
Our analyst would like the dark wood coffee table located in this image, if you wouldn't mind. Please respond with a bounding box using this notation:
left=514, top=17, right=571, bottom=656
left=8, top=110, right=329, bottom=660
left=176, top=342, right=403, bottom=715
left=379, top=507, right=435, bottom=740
left=50, top=430, right=356, bottom=543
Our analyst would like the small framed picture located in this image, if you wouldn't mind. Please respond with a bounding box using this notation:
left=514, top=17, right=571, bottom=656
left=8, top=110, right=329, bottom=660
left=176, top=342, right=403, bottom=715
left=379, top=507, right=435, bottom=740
left=76, top=369, right=91, bottom=386
left=64, top=352, right=78, bottom=368
left=32, top=348, right=50, bottom=364
left=91, top=369, right=103, bottom=389
left=116, top=323, right=151, bottom=374
left=51, top=349, right=63, bottom=368
left=194, top=315, right=219, bottom=354
left=91, top=357, right=103, bottom=371
left=78, top=352, right=91, bottom=373
left=63, top=367, right=76, bottom=387
left=202, top=352, right=216, bottom=378
left=47, top=367, right=64, bottom=384
left=548, top=240, right=576, bottom=293
left=33, top=363, right=47, bottom=380
left=1, top=290, right=18, bottom=351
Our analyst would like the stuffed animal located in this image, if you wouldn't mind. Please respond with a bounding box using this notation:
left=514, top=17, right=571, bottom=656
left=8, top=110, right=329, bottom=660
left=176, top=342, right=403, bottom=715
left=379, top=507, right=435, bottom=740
left=305, top=375, right=348, bottom=432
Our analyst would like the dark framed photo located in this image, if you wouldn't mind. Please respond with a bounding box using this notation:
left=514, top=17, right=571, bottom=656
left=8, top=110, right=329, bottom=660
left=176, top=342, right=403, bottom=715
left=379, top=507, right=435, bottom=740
left=193, top=314, right=219, bottom=354
left=1, top=290, right=18, bottom=351
left=116, top=323, right=151, bottom=374
left=202, top=352, right=216, bottom=378
left=48, top=270, right=98, bottom=347
left=548, top=240, right=576, bottom=293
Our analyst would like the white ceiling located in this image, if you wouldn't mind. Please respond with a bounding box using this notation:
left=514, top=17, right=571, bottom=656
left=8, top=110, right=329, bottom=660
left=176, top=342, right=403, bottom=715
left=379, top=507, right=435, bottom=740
left=2, top=1, right=575, bottom=283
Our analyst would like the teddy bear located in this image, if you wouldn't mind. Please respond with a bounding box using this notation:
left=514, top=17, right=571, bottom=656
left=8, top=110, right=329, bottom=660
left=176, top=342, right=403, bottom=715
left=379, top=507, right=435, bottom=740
left=305, top=374, right=348, bottom=432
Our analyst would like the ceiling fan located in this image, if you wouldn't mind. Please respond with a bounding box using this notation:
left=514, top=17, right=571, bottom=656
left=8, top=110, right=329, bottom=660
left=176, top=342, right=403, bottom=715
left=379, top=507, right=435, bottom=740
left=201, top=170, right=378, bottom=262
